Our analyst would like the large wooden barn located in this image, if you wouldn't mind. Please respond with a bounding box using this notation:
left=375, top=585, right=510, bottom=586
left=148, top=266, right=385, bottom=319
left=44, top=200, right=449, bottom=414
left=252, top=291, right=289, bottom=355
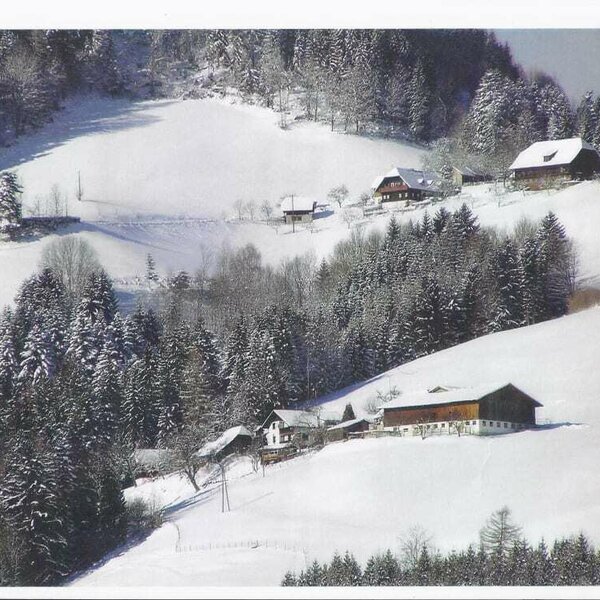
left=371, top=167, right=443, bottom=203
left=509, top=137, right=600, bottom=189
left=380, top=383, right=542, bottom=437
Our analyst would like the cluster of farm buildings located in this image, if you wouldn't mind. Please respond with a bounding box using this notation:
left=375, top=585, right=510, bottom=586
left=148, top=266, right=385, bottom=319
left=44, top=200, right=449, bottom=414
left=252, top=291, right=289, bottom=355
left=280, top=136, right=600, bottom=223
left=167, top=382, right=543, bottom=467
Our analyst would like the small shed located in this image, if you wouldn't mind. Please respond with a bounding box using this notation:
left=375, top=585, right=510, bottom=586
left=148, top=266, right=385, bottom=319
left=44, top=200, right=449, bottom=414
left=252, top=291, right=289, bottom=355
left=452, top=165, right=492, bottom=187
left=509, top=137, right=600, bottom=189
left=280, top=196, right=317, bottom=224
left=326, top=417, right=371, bottom=442
left=196, top=425, right=253, bottom=461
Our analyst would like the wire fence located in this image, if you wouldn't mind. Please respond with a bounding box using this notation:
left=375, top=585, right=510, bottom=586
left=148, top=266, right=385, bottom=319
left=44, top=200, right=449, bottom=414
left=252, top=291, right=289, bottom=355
left=175, top=537, right=308, bottom=556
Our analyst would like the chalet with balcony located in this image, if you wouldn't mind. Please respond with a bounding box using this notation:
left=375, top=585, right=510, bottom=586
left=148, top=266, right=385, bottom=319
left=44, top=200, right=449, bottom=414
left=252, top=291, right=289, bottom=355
left=261, top=409, right=322, bottom=449
left=371, top=167, right=443, bottom=203
left=509, top=137, right=600, bottom=189
left=380, top=382, right=542, bottom=437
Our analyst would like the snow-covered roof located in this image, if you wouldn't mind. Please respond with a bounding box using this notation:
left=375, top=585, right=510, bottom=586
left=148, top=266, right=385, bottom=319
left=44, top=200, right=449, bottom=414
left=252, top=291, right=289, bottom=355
left=371, top=175, right=385, bottom=190
left=453, top=165, right=490, bottom=177
left=267, top=409, right=321, bottom=428
left=374, top=167, right=442, bottom=193
left=327, top=417, right=372, bottom=432
left=196, top=425, right=253, bottom=458
left=280, top=196, right=317, bottom=213
left=509, top=137, right=599, bottom=171
left=381, top=382, right=542, bottom=410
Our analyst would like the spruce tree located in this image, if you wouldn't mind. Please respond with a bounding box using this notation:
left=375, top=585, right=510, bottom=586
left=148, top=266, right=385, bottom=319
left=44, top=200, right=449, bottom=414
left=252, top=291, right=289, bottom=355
left=0, top=171, right=22, bottom=232
left=0, top=433, right=69, bottom=584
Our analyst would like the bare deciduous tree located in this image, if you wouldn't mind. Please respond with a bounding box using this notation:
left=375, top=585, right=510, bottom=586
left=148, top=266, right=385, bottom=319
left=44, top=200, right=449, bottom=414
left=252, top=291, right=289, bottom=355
left=168, top=426, right=207, bottom=492
left=398, top=525, right=434, bottom=570
left=233, top=198, right=245, bottom=220
left=341, top=207, right=360, bottom=229
left=327, top=184, right=349, bottom=208
left=40, top=236, right=101, bottom=301
left=244, top=200, right=256, bottom=221
left=49, top=184, right=65, bottom=217
left=260, top=200, right=273, bottom=221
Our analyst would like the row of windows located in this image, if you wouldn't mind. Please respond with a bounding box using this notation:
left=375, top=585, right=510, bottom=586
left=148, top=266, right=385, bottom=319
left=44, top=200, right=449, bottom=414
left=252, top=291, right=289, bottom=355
left=395, top=420, right=520, bottom=432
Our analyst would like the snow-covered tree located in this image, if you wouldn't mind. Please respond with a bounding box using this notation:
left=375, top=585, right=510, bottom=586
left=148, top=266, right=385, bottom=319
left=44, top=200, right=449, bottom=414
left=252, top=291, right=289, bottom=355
left=0, top=172, right=22, bottom=233
left=0, top=433, right=69, bottom=584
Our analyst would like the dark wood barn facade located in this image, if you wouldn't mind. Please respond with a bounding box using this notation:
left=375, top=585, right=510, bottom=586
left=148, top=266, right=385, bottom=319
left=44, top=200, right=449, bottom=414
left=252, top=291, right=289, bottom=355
left=509, top=138, right=600, bottom=189
left=382, top=383, right=542, bottom=434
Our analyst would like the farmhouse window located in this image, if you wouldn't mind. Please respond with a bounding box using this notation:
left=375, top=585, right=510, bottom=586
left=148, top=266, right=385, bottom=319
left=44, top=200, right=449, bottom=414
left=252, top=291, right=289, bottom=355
left=504, top=423, right=508, bottom=428
left=441, top=423, right=445, bottom=427
left=496, top=422, right=501, bottom=427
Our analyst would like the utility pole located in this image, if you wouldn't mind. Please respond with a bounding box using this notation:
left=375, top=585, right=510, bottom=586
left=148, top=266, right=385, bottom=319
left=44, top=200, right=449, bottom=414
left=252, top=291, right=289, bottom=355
left=76, top=171, right=83, bottom=202
left=291, top=194, right=295, bottom=233
left=221, top=463, right=230, bottom=513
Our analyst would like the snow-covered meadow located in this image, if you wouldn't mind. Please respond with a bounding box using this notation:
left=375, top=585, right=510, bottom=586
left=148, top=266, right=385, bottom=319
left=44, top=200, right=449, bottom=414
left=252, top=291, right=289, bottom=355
left=0, top=94, right=425, bottom=308
left=74, top=305, right=600, bottom=587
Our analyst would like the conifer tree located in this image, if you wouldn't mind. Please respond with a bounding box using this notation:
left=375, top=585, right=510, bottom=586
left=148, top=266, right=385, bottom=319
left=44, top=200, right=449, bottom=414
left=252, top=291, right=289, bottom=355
left=0, top=171, right=22, bottom=232
left=0, top=433, right=69, bottom=584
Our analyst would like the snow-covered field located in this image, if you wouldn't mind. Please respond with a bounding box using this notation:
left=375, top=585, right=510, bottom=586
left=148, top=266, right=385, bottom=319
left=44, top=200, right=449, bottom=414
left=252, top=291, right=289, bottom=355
left=74, top=305, right=600, bottom=587
left=0, top=94, right=425, bottom=308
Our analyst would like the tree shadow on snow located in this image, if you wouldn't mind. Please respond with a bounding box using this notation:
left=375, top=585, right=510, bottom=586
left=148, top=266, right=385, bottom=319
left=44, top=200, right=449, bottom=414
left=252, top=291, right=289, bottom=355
left=534, top=421, right=586, bottom=431
left=65, top=485, right=219, bottom=586
left=0, top=97, right=179, bottom=172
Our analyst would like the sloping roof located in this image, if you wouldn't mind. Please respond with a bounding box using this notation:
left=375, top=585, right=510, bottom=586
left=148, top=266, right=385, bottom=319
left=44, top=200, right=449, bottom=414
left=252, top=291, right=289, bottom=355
left=274, top=409, right=321, bottom=427
left=196, top=425, right=253, bottom=458
left=371, top=175, right=385, bottom=190
left=280, top=196, right=316, bottom=213
left=381, top=382, right=542, bottom=410
left=509, top=137, right=599, bottom=171
left=453, top=165, right=490, bottom=177
left=375, top=167, right=442, bottom=193
left=327, top=417, right=372, bottom=432
left=261, top=409, right=322, bottom=429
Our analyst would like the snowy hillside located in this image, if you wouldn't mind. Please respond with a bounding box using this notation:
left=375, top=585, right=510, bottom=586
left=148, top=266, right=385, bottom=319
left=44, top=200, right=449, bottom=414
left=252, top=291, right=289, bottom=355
left=0, top=95, right=424, bottom=221
left=74, top=305, right=600, bottom=587
left=0, top=95, right=425, bottom=308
